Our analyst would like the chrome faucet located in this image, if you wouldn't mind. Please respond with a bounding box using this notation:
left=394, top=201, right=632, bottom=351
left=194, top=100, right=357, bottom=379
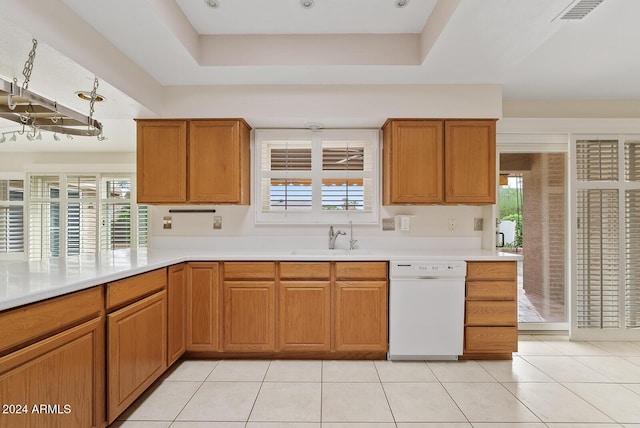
left=349, top=220, right=358, bottom=250
left=328, top=225, right=346, bottom=249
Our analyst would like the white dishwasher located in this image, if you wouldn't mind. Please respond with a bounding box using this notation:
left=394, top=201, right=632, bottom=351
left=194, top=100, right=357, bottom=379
left=388, top=260, right=466, bottom=360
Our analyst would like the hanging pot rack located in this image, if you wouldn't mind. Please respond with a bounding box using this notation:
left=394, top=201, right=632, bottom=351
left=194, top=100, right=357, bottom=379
left=0, top=38, right=105, bottom=140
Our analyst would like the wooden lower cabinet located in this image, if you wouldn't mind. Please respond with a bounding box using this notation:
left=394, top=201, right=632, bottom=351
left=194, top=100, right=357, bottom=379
left=463, top=261, right=518, bottom=359
left=187, top=262, right=220, bottom=351
left=167, top=264, right=187, bottom=366
left=279, top=281, right=331, bottom=351
left=107, top=291, right=167, bottom=423
left=335, top=280, right=388, bottom=352
left=223, top=281, right=276, bottom=352
left=0, top=316, right=105, bottom=428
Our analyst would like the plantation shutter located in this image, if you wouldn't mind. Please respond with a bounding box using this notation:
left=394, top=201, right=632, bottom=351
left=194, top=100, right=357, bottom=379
left=625, top=141, right=640, bottom=328
left=574, top=138, right=640, bottom=334
left=0, top=179, right=24, bottom=254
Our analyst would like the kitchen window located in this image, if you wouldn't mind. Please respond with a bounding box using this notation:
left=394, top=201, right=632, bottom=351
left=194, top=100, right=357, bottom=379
left=0, top=177, right=25, bottom=260
left=255, top=129, right=379, bottom=224
left=28, top=174, right=148, bottom=260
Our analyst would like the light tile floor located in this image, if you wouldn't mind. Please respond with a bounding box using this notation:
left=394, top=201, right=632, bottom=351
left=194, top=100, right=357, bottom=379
left=111, top=335, right=640, bottom=428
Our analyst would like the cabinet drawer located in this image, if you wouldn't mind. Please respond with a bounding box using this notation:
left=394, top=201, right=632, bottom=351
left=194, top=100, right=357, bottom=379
left=466, top=301, right=517, bottom=326
left=224, top=262, right=276, bottom=279
left=466, top=281, right=516, bottom=300
left=335, top=262, right=387, bottom=280
left=280, top=262, right=330, bottom=280
left=0, top=286, right=103, bottom=355
left=107, top=268, right=167, bottom=310
left=465, top=326, right=518, bottom=353
left=467, top=261, right=517, bottom=281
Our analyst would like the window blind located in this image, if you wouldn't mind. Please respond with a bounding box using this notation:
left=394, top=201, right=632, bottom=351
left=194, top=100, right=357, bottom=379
left=0, top=179, right=24, bottom=254
left=626, top=190, right=640, bottom=328
left=576, top=189, right=619, bottom=328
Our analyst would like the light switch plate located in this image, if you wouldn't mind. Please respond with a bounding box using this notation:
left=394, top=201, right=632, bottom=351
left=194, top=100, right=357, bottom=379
left=213, top=216, right=222, bottom=229
left=474, top=218, right=483, bottom=231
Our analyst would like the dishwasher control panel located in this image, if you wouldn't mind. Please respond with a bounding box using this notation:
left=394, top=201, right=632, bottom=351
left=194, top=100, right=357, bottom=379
left=390, top=261, right=467, bottom=278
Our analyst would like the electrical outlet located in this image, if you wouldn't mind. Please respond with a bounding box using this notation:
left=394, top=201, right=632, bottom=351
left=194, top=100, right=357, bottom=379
left=213, top=216, right=222, bottom=229
left=163, top=216, right=172, bottom=230
left=448, top=218, right=456, bottom=232
left=382, top=217, right=395, bottom=231
left=474, top=218, right=483, bottom=231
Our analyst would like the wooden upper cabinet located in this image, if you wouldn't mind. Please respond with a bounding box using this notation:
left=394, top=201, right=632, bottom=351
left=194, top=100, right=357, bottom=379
left=383, top=120, right=443, bottom=204
left=189, top=120, right=251, bottom=204
left=136, top=120, right=187, bottom=203
left=382, top=118, right=496, bottom=205
left=445, top=120, right=496, bottom=204
left=136, top=118, right=251, bottom=204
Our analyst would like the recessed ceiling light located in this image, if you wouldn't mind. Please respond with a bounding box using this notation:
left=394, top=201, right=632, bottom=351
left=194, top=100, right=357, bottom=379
left=395, top=0, right=409, bottom=8
left=75, top=91, right=106, bottom=102
left=204, top=0, right=220, bottom=9
left=300, top=0, right=314, bottom=9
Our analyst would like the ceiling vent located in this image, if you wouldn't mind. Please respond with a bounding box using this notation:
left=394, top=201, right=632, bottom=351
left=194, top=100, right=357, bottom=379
left=556, top=0, right=605, bottom=20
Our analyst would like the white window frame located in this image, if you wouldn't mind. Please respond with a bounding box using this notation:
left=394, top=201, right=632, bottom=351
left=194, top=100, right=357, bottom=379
left=254, top=129, right=380, bottom=224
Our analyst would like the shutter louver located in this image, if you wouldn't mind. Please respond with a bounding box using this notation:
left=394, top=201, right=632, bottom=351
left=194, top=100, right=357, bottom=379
left=576, top=189, right=619, bottom=328
left=626, top=190, right=640, bottom=328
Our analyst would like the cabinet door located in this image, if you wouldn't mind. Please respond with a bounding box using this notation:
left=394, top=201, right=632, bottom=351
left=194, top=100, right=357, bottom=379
left=444, top=120, right=496, bottom=204
left=335, top=281, right=388, bottom=352
left=136, top=120, right=187, bottom=203
left=223, top=281, right=276, bottom=352
left=189, top=120, right=250, bottom=204
left=0, top=317, right=105, bottom=428
left=383, top=120, right=443, bottom=204
left=168, top=264, right=187, bottom=366
left=187, top=262, right=220, bottom=351
left=107, top=291, right=167, bottom=423
left=279, top=281, right=331, bottom=351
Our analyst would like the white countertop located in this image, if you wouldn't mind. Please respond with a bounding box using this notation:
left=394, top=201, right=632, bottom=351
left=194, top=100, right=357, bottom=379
left=0, top=247, right=521, bottom=312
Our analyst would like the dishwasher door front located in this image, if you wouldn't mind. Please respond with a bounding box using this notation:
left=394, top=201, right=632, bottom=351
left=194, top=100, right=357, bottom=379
left=388, top=277, right=465, bottom=360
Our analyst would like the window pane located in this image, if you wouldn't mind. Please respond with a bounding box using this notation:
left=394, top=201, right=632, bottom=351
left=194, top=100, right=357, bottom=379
left=101, top=203, right=131, bottom=250
left=67, top=202, right=97, bottom=255
left=323, top=146, right=365, bottom=171
left=265, top=178, right=312, bottom=211
left=67, top=175, right=97, bottom=198
left=265, top=141, right=312, bottom=172
left=29, top=202, right=60, bottom=259
left=103, top=177, right=131, bottom=199
left=138, top=205, right=149, bottom=248
left=576, top=140, right=618, bottom=181
left=576, top=189, right=619, bottom=328
left=322, top=179, right=369, bottom=211
left=625, top=141, right=640, bottom=181
left=0, top=206, right=24, bottom=253
left=30, top=176, right=60, bottom=199
left=0, top=180, right=24, bottom=201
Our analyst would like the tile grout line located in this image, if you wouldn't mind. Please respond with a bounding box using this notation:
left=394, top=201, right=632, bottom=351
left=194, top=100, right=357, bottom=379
left=243, top=359, right=273, bottom=428
left=169, top=361, right=219, bottom=426
left=373, top=359, right=399, bottom=427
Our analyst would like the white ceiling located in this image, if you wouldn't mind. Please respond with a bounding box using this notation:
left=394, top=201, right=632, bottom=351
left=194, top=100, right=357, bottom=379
left=0, top=0, right=639, bottom=152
